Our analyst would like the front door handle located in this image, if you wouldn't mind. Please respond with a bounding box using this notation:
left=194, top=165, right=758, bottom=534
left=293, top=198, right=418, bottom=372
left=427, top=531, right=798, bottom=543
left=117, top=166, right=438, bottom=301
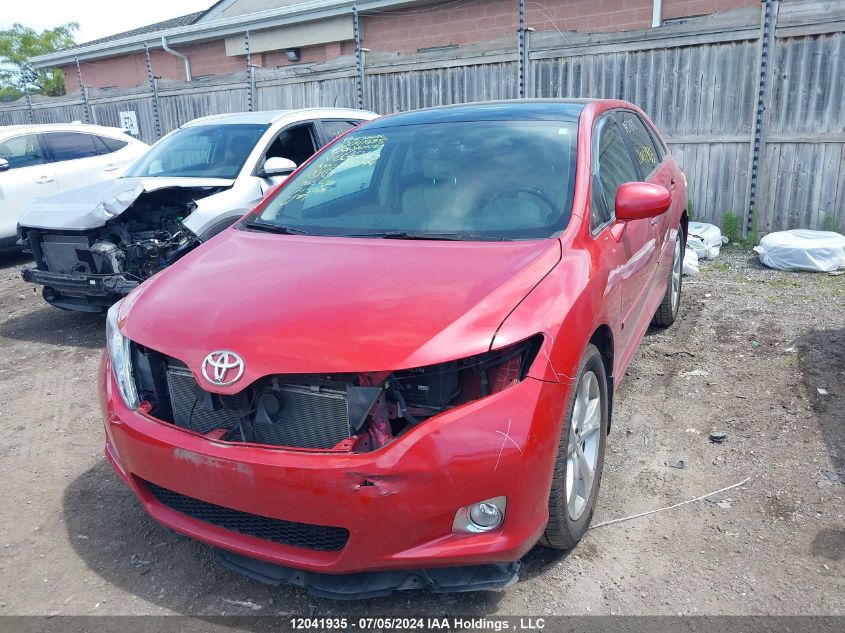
left=35, top=176, right=54, bottom=184
left=104, top=164, right=120, bottom=172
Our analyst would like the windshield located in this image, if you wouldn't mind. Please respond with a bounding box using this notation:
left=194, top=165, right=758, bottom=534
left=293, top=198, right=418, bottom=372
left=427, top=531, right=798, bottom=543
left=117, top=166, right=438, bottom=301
left=124, top=123, right=268, bottom=179
left=253, top=120, right=577, bottom=240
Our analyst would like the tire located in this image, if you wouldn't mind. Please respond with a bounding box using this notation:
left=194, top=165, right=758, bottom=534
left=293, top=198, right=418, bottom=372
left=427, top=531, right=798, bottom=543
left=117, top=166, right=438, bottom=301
left=541, top=344, right=609, bottom=550
left=652, top=228, right=684, bottom=327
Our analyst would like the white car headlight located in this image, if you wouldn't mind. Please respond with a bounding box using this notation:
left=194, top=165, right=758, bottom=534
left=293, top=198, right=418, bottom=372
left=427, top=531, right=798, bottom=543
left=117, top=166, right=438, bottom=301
left=106, top=301, right=140, bottom=410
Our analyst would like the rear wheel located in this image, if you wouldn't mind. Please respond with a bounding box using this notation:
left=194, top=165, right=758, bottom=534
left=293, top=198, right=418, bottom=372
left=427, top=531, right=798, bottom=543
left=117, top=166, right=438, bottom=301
left=653, top=229, right=684, bottom=327
left=541, top=344, right=608, bottom=550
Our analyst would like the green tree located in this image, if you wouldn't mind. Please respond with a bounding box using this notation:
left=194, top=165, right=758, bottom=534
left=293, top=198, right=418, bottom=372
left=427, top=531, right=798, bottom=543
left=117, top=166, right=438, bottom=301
left=0, top=22, right=78, bottom=100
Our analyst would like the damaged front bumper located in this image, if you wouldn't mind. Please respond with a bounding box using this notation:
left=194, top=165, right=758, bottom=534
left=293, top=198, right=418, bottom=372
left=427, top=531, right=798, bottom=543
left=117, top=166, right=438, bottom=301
left=217, top=550, right=520, bottom=599
left=21, top=267, right=137, bottom=311
left=99, top=354, right=571, bottom=587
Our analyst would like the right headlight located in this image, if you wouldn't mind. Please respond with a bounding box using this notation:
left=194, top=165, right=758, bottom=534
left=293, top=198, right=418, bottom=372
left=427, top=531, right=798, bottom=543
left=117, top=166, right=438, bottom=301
left=106, top=301, right=140, bottom=410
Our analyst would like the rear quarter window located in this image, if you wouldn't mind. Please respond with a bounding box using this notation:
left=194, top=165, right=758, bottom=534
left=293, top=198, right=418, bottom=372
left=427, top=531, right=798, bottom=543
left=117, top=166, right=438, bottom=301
left=96, top=135, right=129, bottom=153
left=618, top=111, right=662, bottom=177
left=321, top=120, right=356, bottom=142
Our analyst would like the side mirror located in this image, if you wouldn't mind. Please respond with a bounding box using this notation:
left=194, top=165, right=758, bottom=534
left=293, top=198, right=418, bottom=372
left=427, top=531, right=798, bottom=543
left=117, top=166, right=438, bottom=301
left=261, top=157, right=297, bottom=178
left=0, top=158, right=9, bottom=173
left=615, top=182, right=671, bottom=221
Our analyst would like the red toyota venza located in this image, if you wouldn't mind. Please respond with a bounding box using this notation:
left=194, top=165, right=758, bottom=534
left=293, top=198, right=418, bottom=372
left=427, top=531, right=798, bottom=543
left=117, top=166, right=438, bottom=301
left=101, top=100, right=687, bottom=598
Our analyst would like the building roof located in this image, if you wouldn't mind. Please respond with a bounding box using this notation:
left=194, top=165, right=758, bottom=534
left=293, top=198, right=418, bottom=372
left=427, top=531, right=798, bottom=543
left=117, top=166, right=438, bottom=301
left=77, top=11, right=207, bottom=48
left=29, top=1, right=428, bottom=68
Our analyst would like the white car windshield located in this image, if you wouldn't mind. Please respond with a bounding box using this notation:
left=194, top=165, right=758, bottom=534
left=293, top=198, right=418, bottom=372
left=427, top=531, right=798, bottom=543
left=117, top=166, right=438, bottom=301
left=252, top=120, right=577, bottom=241
left=124, top=123, right=268, bottom=179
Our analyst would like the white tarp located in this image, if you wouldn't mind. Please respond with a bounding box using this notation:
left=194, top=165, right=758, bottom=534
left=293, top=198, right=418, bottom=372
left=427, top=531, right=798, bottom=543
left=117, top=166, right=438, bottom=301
left=683, top=246, right=699, bottom=276
left=688, top=222, right=727, bottom=259
left=754, top=230, right=845, bottom=272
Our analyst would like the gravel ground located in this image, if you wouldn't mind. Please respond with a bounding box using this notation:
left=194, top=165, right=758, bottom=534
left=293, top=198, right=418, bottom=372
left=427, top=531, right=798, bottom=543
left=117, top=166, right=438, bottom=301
left=0, top=246, right=842, bottom=618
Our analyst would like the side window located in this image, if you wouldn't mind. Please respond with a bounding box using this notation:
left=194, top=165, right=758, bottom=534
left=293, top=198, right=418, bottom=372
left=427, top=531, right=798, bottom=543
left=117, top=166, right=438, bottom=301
left=44, top=132, right=99, bottom=162
left=302, top=144, right=383, bottom=210
left=263, top=124, right=318, bottom=168
left=321, top=120, right=356, bottom=143
left=0, top=134, right=47, bottom=169
left=95, top=135, right=129, bottom=154
left=591, top=116, right=639, bottom=232
left=618, top=111, right=661, bottom=177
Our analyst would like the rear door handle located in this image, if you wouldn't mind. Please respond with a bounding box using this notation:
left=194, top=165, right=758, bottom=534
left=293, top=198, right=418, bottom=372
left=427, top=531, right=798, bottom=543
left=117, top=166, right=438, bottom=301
left=35, top=176, right=54, bottom=184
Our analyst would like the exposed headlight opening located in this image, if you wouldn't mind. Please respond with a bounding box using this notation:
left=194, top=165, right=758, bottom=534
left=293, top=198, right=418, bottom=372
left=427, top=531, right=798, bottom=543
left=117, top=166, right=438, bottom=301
left=106, top=301, right=140, bottom=410
left=389, top=333, right=544, bottom=422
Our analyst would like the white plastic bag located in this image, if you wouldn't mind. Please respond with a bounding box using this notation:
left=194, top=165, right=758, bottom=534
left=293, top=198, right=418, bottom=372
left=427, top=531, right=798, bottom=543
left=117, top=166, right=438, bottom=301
left=683, top=246, right=699, bottom=276
left=688, top=222, right=728, bottom=259
left=753, top=230, right=845, bottom=272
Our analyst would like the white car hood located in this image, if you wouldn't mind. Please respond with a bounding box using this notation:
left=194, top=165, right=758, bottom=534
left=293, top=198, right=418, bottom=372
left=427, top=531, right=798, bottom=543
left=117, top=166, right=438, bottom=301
left=18, top=177, right=234, bottom=231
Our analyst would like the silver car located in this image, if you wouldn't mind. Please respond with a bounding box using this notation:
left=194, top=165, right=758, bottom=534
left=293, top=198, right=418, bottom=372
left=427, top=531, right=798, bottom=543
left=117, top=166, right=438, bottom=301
left=18, top=108, right=377, bottom=311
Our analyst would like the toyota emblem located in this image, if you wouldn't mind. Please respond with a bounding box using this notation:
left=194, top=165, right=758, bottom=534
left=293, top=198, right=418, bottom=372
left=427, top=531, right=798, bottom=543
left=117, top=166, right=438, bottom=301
left=201, top=350, right=244, bottom=386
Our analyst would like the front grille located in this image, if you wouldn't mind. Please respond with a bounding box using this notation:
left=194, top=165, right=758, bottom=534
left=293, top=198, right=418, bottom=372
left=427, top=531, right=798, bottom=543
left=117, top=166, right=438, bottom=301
left=143, top=480, right=350, bottom=551
left=156, top=358, right=352, bottom=449
left=132, top=346, right=359, bottom=449
left=166, top=363, right=240, bottom=434
left=251, top=385, right=350, bottom=449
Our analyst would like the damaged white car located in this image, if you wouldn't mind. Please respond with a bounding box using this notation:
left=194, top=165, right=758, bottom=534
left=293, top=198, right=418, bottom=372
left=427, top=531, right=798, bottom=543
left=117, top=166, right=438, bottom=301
left=18, top=108, right=377, bottom=311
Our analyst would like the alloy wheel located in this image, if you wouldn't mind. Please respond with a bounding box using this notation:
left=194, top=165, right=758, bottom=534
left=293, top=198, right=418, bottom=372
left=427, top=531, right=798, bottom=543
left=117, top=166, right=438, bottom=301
left=566, top=370, right=602, bottom=521
left=670, top=236, right=682, bottom=314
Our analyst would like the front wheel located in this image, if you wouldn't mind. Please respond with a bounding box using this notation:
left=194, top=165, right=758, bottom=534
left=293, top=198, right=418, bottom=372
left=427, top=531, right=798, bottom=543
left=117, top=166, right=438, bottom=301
left=541, top=344, right=608, bottom=550
left=652, top=229, right=684, bottom=327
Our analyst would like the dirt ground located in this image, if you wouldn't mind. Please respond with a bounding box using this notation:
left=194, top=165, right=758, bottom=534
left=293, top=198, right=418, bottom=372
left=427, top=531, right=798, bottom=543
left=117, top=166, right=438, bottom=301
left=0, top=246, right=842, bottom=618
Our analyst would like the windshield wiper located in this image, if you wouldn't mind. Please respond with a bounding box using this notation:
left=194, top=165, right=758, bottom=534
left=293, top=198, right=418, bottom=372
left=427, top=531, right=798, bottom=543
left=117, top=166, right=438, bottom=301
left=243, top=221, right=316, bottom=236
left=344, top=231, right=505, bottom=242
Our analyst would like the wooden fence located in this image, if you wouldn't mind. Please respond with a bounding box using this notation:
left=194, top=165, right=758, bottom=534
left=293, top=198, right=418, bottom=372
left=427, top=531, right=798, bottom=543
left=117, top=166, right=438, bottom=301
left=1, top=0, right=842, bottom=235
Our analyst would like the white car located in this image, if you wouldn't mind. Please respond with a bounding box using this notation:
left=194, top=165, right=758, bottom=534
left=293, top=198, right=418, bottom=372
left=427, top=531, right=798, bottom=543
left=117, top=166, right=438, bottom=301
left=0, top=123, right=148, bottom=245
left=18, top=108, right=377, bottom=311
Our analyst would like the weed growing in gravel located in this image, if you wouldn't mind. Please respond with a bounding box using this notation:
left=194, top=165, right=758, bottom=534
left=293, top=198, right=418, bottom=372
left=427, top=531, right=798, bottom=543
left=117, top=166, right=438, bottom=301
left=723, top=212, right=742, bottom=244
left=818, top=274, right=844, bottom=296
left=721, top=210, right=758, bottom=247
left=769, top=276, right=801, bottom=289
left=706, top=260, right=732, bottom=273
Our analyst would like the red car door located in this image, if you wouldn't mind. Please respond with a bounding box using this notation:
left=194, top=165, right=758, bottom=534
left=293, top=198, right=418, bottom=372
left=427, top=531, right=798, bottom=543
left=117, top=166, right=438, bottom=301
left=589, top=114, right=659, bottom=364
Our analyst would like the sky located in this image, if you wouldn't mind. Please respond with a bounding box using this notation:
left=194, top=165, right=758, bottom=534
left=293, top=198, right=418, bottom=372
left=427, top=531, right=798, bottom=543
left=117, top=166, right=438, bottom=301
left=0, top=0, right=214, bottom=44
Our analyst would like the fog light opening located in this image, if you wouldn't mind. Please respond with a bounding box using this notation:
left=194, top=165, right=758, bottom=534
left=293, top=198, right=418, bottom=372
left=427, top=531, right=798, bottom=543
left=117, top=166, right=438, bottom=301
left=453, top=496, right=507, bottom=534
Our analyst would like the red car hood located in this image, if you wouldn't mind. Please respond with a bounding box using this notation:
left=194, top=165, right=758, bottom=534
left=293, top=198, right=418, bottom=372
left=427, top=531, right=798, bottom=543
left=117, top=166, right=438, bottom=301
left=122, top=229, right=560, bottom=391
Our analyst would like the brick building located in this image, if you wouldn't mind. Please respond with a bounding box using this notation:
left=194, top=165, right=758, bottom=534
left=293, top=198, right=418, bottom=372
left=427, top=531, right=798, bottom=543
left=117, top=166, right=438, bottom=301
left=32, top=0, right=760, bottom=92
